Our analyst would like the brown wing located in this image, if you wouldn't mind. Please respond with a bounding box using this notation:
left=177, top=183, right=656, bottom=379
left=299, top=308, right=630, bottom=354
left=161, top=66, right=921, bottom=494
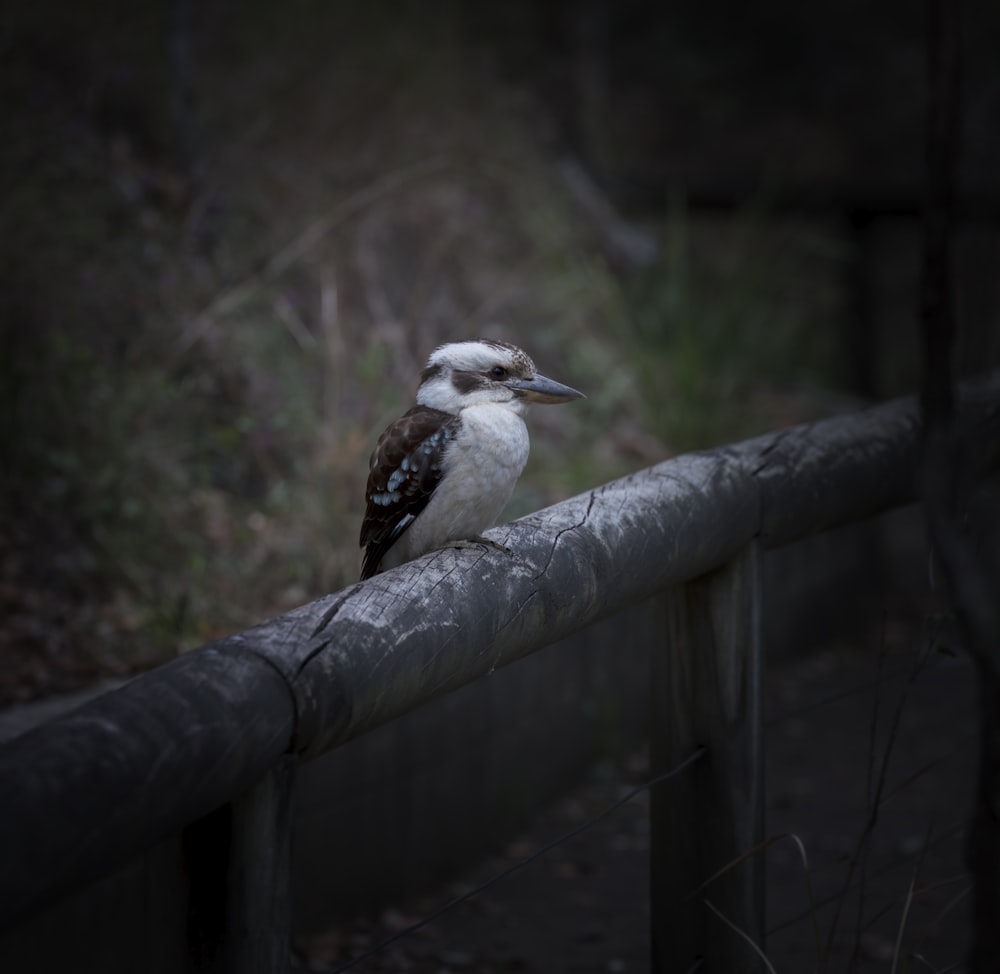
left=359, top=405, right=459, bottom=579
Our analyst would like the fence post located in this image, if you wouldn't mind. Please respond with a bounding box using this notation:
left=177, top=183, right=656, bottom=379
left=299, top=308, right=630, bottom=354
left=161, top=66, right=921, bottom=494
left=650, top=541, right=765, bottom=973
left=184, top=756, right=296, bottom=974
left=227, top=756, right=296, bottom=974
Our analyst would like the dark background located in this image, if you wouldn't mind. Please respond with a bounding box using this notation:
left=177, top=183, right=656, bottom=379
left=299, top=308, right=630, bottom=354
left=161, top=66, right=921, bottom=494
left=3, top=0, right=999, bottom=693
left=2, top=1, right=999, bottom=970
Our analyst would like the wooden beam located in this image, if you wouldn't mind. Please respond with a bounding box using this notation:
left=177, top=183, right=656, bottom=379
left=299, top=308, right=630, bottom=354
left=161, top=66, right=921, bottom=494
left=225, top=757, right=296, bottom=974
left=651, top=544, right=765, bottom=973
left=2, top=375, right=999, bottom=929
left=0, top=650, right=295, bottom=927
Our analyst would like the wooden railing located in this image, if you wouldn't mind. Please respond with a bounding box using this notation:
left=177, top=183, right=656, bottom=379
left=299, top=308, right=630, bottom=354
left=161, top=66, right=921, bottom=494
left=2, top=373, right=999, bottom=973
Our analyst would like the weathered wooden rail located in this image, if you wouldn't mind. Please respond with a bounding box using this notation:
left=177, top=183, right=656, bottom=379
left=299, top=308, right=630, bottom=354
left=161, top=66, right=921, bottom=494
left=2, top=373, right=999, bottom=973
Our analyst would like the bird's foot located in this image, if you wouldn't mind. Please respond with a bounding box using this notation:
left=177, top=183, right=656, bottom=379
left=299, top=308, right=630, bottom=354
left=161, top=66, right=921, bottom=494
left=448, top=536, right=512, bottom=557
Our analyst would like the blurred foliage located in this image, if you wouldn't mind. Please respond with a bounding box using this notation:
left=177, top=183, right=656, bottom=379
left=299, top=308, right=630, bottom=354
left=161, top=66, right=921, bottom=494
left=1, top=0, right=846, bottom=699
left=627, top=202, right=845, bottom=451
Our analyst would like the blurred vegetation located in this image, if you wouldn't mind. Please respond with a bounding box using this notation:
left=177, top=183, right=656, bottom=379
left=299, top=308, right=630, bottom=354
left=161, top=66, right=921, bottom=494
left=1, top=1, right=848, bottom=701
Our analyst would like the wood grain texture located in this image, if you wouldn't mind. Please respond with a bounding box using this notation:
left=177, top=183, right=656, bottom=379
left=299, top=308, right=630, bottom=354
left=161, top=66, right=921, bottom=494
left=2, top=373, right=998, bottom=932
left=651, top=543, right=764, bottom=973
left=225, top=757, right=296, bottom=974
left=0, top=648, right=295, bottom=926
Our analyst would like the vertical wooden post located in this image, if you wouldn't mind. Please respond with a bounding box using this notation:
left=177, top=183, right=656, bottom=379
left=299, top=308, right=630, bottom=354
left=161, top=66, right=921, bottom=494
left=226, top=756, right=296, bottom=974
left=650, top=542, right=765, bottom=973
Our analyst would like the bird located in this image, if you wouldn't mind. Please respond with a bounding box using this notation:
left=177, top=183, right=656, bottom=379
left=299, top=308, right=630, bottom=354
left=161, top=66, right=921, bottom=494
left=360, top=338, right=584, bottom=579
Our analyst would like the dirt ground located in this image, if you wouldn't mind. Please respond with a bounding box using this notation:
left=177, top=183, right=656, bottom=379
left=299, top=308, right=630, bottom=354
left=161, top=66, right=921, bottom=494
left=292, top=632, right=978, bottom=974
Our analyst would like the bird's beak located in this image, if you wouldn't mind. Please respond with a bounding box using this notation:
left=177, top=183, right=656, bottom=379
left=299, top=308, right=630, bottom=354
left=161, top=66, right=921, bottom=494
left=505, top=373, right=585, bottom=404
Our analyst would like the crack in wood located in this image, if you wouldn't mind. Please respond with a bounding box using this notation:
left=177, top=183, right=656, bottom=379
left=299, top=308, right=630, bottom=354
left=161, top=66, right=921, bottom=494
left=751, top=426, right=798, bottom=475
left=532, top=491, right=597, bottom=580
left=293, top=638, right=333, bottom=680
left=309, top=584, right=363, bottom=639
left=488, top=590, right=541, bottom=673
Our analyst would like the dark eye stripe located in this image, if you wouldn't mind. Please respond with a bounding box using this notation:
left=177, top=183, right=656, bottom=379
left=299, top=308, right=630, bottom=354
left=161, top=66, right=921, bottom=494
left=419, top=362, right=445, bottom=385
left=450, top=371, right=486, bottom=395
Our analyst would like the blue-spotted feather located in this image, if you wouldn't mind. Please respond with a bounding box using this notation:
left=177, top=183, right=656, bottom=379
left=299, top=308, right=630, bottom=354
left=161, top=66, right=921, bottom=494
left=360, top=405, right=460, bottom=579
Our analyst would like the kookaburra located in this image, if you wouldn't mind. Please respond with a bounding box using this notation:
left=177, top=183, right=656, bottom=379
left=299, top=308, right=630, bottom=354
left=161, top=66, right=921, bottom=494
left=360, top=339, right=584, bottom=579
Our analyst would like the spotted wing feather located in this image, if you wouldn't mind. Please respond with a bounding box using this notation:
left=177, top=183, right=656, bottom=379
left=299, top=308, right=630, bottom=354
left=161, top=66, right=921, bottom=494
left=360, top=405, right=459, bottom=579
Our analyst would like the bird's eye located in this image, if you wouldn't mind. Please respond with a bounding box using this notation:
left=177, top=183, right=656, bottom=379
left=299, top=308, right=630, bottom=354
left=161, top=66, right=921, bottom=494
left=490, top=366, right=507, bottom=379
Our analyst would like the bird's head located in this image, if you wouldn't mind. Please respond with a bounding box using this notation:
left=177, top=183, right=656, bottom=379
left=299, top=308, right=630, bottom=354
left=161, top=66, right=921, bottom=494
left=416, top=339, right=584, bottom=415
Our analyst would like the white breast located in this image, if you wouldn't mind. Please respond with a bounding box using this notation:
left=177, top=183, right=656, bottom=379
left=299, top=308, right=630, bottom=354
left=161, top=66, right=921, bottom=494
left=381, top=403, right=530, bottom=569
